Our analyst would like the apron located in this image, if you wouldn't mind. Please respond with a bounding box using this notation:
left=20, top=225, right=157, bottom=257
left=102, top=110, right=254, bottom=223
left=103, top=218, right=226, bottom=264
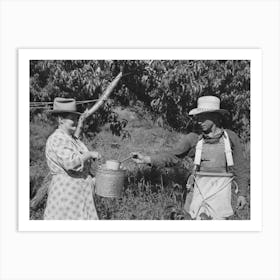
left=44, top=129, right=98, bottom=220
left=184, top=130, right=235, bottom=220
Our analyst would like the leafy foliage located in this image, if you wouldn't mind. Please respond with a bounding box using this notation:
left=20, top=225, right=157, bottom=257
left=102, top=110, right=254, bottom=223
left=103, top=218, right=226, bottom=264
left=30, top=60, right=128, bottom=137
left=30, top=59, right=250, bottom=142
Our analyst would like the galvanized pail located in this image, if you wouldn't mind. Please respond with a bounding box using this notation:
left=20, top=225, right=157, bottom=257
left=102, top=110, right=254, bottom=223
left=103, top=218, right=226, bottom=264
left=95, top=167, right=125, bottom=198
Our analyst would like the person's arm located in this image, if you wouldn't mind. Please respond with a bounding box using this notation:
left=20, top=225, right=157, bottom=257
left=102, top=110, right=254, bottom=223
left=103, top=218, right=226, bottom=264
left=150, top=132, right=199, bottom=167
left=132, top=132, right=199, bottom=168
left=228, top=130, right=249, bottom=208
left=52, top=136, right=100, bottom=171
left=80, top=151, right=101, bottom=165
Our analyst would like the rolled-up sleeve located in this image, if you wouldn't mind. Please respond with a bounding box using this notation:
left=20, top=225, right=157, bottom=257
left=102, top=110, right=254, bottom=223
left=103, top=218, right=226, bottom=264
left=51, top=136, right=83, bottom=171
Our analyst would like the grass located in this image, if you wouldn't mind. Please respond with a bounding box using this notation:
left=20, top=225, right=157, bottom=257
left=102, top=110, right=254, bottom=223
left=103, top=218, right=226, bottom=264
left=29, top=107, right=250, bottom=220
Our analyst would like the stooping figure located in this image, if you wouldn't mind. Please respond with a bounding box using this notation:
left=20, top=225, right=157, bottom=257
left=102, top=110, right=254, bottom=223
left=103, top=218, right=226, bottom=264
left=44, top=98, right=101, bottom=220
left=131, top=96, right=249, bottom=220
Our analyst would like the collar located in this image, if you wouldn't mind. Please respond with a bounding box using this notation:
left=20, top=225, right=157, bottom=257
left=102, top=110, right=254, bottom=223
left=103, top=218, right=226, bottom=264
left=199, top=129, right=225, bottom=143
left=57, top=128, right=77, bottom=141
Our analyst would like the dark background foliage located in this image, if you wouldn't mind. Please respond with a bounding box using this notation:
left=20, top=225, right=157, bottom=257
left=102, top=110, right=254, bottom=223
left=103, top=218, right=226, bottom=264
left=30, top=60, right=250, bottom=142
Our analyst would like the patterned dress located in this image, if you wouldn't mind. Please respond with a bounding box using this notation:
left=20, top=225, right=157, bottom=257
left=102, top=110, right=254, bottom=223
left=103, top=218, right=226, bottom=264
left=44, top=128, right=98, bottom=220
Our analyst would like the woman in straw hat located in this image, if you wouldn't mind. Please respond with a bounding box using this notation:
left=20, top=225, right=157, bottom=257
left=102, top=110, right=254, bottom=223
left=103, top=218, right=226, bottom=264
left=131, top=96, right=249, bottom=220
left=44, top=97, right=101, bottom=220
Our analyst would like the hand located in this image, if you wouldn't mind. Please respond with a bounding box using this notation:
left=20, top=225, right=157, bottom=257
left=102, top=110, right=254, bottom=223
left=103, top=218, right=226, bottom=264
left=90, top=151, right=101, bottom=160
left=186, top=174, right=195, bottom=190
left=130, top=152, right=151, bottom=164
left=236, top=195, right=247, bottom=210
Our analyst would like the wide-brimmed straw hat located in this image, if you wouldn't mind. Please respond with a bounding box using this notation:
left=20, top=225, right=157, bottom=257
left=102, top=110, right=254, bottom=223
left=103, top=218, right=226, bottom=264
left=50, top=97, right=81, bottom=115
left=189, top=96, right=229, bottom=116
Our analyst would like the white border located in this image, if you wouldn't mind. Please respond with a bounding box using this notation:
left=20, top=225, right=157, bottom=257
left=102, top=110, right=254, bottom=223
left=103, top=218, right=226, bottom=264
left=19, top=49, right=262, bottom=232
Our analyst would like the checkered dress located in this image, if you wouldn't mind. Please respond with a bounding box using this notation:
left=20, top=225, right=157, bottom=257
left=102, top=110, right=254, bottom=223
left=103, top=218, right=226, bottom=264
left=44, top=128, right=98, bottom=220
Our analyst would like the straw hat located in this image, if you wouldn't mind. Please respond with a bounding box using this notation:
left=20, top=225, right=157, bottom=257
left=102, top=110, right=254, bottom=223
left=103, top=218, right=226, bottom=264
left=189, top=96, right=229, bottom=116
left=50, top=97, right=81, bottom=115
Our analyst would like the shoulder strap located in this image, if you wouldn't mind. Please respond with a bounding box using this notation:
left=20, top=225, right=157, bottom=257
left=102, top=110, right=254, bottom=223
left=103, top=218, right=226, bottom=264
left=223, top=130, right=234, bottom=166
left=194, top=138, right=203, bottom=166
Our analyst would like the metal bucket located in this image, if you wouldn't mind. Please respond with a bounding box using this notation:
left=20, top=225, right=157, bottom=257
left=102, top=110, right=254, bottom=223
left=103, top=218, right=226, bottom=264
left=95, top=167, right=125, bottom=198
